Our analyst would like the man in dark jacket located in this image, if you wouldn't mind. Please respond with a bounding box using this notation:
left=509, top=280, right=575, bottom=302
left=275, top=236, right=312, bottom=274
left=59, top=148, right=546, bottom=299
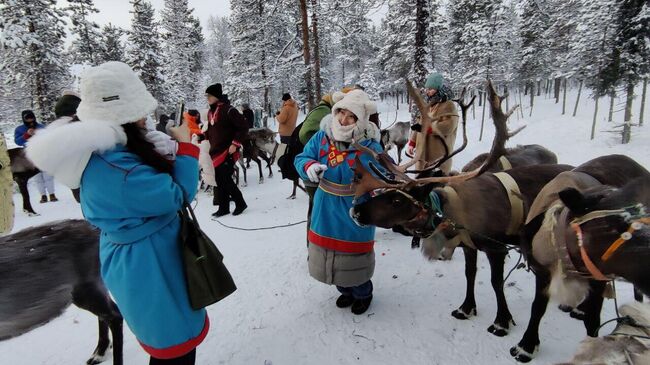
left=204, top=83, right=249, bottom=217
left=241, top=103, right=255, bottom=129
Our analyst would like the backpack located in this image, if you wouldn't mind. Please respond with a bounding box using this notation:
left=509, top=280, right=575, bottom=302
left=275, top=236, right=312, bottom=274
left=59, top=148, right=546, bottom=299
left=277, top=122, right=305, bottom=181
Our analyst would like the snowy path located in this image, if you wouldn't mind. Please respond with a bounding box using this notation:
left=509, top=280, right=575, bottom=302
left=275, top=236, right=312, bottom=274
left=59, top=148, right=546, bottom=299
left=1, top=91, right=648, bottom=364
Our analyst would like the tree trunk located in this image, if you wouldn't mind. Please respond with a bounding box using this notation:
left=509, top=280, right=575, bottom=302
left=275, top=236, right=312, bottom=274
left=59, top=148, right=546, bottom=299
left=505, top=85, right=509, bottom=112
left=554, top=77, right=561, bottom=103
left=591, top=95, right=599, bottom=140
left=310, top=0, right=322, bottom=101
left=640, top=77, right=647, bottom=127
left=472, top=90, right=476, bottom=119
left=562, top=77, right=567, bottom=115
left=396, top=91, right=399, bottom=110
left=537, top=80, right=541, bottom=96
left=479, top=89, right=487, bottom=141
left=573, top=79, right=583, bottom=117
left=529, top=81, right=535, bottom=117
left=298, top=0, right=314, bottom=110
left=414, top=0, right=428, bottom=84
left=519, top=87, right=524, bottom=119
left=608, top=91, right=615, bottom=122
left=622, top=81, right=634, bottom=144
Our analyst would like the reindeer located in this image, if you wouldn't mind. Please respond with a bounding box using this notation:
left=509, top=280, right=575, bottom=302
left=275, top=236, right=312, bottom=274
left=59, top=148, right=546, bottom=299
left=236, top=128, right=278, bottom=186
left=351, top=79, right=574, bottom=338
left=0, top=219, right=123, bottom=365
left=556, top=302, right=650, bottom=365
left=511, top=162, right=650, bottom=362
left=8, top=148, right=39, bottom=216
left=380, top=122, right=410, bottom=164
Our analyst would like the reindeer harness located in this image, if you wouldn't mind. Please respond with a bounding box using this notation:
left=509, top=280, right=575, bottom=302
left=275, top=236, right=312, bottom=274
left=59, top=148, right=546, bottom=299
left=553, top=203, right=649, bottom=281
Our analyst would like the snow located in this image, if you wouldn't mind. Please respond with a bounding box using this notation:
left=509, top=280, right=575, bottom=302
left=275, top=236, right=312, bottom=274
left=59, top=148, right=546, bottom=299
left=1, top=89, right=648, bottom=365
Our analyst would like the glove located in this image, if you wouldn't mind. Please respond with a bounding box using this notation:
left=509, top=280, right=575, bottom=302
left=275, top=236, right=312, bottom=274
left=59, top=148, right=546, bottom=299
left=306, top=163, right=328, bottom=183
left=145, top=131, right=177, bottom=159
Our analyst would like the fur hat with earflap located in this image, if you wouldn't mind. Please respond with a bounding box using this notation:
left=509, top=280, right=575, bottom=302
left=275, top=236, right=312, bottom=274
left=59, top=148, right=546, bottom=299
left=320, top=89, right=380, bottom=144
left=26, top=61, right=158, bottom=189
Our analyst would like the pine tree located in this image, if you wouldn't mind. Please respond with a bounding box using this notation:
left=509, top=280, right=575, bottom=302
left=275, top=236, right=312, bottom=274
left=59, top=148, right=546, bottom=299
left=202, top=15, right=231, bottom=96
left=65, top=0, right=103, bottom=65
left=99, top=23, right=126, bottom=63
left=0, top=0, right=70, bottom=121
left=517, top=0, right=551, bottom=92
left=160, top=0, right=201, bottom=104
left=378, top=0, right=415, bottom=89
left=126, top=0, right=165, bottom=106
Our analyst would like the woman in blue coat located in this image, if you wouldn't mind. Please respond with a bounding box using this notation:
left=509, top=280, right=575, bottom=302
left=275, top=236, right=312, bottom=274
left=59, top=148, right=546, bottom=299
left=294, top=89, right=384, bottom=315
left=26, top=62, right=207, bottom=365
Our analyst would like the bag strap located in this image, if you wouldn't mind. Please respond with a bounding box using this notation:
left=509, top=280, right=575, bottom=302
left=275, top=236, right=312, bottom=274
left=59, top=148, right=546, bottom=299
left=175, top=181, right=203, bottom=230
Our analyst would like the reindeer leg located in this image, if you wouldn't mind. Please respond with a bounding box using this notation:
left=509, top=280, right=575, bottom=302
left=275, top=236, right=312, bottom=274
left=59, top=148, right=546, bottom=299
left=288, top=181, right=297, bottom=200
left=452, top=246, right=478, bottom=319
left=634, top=286, right=644, bottom=302
left=255, top=157, right=264, bottom=184
left=510, top=267, right=551, bottom=363
left=580, top=280, right=606, bottom=337
left=71, top=282, right=123, bottom=365
left=486, top=250, right=515, bottom=337
left=16, top=177, right=38, bottom=216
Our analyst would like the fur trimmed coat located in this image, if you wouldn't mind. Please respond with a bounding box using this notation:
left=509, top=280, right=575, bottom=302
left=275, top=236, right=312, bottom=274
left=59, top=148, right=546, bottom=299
left=408, top=100, right=459, bottom=172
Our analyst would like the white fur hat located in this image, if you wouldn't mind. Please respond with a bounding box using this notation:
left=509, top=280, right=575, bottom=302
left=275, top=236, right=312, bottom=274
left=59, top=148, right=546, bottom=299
left=331, top=89, right=376, bottom=124
left=76, top=61, right=157, bottom=125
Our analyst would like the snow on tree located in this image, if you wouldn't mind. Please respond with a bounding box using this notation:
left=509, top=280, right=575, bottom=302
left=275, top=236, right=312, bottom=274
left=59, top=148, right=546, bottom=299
left=517, top=0, right=551, bottom=94
left=378, top=0, right=416, bottom=90
left=65, top=0, right=103, bottom=65
left=126, top=0, right=165, bottom=108
left=98, top=23, right=126, bottom=63
left=160, top=0, right=202, bottom=106
left=201, top=15, right=232, bottom=101
left=0, top=0, right=70, bottom=121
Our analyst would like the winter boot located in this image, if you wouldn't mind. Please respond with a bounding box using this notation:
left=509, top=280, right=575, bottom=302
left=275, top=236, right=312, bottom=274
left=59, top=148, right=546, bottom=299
left=48, top=194, right=58, bottom=202
left=40, top=195, right=48, bottom=203
left=351, top=295, right=373, bottom=315
left=212, top=210, right=230, bottom=218
left=336, top=295, right=354, bottom=308
left=232, top=202, right=248, bottom=216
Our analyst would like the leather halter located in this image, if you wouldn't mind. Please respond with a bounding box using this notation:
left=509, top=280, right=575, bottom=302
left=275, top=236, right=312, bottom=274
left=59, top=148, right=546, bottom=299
left=557, top=204, right=649, bottom=281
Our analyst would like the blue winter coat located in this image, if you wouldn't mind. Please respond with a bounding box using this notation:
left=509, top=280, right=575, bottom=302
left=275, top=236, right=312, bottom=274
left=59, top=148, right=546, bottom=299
left=14, top=122, right=44, bottom=146
left=80, top=143, right=208, bottom=359
left=295, top=130, right=383, bottom=252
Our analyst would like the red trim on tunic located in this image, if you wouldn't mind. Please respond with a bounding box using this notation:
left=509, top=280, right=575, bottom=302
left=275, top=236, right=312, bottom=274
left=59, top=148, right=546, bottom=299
left=140, top=315, right=210, bottom=359
left=177, top=143, right=199, bottom=159
left=304, top=160, right=318, bottom=172
left=308, top=230, right=374, bottom=253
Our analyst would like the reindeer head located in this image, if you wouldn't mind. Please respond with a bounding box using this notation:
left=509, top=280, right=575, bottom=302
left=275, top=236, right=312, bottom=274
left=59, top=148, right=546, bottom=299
left=559, top=176, right=650, bottom=295
left=350, top=79, right=521, bottom=236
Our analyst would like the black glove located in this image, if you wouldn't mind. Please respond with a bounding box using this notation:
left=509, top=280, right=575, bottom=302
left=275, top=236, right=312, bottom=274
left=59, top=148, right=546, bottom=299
left=411, top=124, right=422, bottom=132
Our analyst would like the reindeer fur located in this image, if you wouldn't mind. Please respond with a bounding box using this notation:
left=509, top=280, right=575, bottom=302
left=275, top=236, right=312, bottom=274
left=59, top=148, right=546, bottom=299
left=0, top=219, right=123, bottom=365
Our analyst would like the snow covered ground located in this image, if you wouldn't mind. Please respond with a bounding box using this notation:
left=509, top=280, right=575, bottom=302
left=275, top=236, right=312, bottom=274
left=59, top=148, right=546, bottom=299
left=1, top=89, right=648, bottom=364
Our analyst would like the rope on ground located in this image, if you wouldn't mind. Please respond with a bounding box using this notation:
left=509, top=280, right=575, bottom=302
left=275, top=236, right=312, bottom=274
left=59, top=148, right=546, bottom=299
left=211, top=218, right=307, bottom=231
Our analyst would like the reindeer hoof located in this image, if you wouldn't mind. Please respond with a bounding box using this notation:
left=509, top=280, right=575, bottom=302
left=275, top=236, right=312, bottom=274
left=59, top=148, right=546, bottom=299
left=241, top=182, right=248, bottom=187
left=487, top=322, right=512, bottom=337
left=268, top=173, right=273, bottom=178
left=287, top=195, right=296, bottom=200
left=259, top=179, right=264, bottom=184
left=24, top=210, right=40, bottom=217
left=86, top=342, right=111, bottom=364
left=510, top=344, right=538, bottom=363
left=558, top=304, right=573, bottom=313
left=451, top=307, right=476, bottom=320
left=570, top=308, right=585, bottom=320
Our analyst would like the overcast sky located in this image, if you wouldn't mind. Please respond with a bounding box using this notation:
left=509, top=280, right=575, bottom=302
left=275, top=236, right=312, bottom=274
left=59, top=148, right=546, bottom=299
left=58, top=0, right=231, bottom=33
left=58, top=0, right=386, bottom=36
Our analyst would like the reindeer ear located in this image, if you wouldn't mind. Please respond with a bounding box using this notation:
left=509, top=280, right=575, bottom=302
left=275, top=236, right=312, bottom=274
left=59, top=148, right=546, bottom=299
left=559, top=188, right=605, bottom=214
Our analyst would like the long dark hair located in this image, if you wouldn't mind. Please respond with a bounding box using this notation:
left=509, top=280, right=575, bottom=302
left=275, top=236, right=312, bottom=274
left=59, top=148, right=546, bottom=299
left=122, top=122, right=174, bottom=174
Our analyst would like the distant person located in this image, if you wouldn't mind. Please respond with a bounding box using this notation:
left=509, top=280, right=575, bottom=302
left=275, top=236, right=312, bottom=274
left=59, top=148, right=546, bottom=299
left=406, top=72, right=459, bottom=172
left=49, top=91, right=83, bottom=202
left=241, top=103, right=255, bottom=129
left=183, top=109, right=203, bottom=139
left=275, top=93, right=298, bottom=144
left=204, top=83, right=249, bottom=217
left=14, top=110, right=57, bottom=203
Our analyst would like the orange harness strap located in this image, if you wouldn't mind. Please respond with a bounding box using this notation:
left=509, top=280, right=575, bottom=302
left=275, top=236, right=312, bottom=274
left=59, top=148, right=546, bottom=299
left=601, top=217, right=650, bottom=262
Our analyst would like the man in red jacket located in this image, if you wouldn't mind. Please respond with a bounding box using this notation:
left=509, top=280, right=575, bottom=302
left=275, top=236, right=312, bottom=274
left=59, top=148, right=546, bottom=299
left=204, top=83, right=249, bottom=217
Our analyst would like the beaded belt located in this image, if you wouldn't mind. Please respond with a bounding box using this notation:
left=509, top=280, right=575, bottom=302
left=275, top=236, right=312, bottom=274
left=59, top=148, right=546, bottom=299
left=318, top=179, right=355, bottom=197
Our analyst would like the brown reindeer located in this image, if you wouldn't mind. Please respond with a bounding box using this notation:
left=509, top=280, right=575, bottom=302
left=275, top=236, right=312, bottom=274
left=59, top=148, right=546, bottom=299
left=512, top=160, right=650, bottom=362
left=8, top=148, right=39, bottom=216
left=351, top=79, right=573, bottom=337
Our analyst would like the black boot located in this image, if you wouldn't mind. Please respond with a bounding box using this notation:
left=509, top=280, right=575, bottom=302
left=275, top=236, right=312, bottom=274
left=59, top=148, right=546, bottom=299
left=232, top=202, right=248, bottom=216
left=351, top=295, right=373, bottom=315
left=49, top=194, right=58, bottom=202
left=212, top=186, right=219, bottom=206
left=39, top=195, right=47, bottom=203
left=336, top=295, right=354, bottom=308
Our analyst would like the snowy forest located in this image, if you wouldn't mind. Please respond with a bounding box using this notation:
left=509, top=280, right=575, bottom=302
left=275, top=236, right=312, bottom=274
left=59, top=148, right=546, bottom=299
left=0, top=0, right=649, bottom=143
